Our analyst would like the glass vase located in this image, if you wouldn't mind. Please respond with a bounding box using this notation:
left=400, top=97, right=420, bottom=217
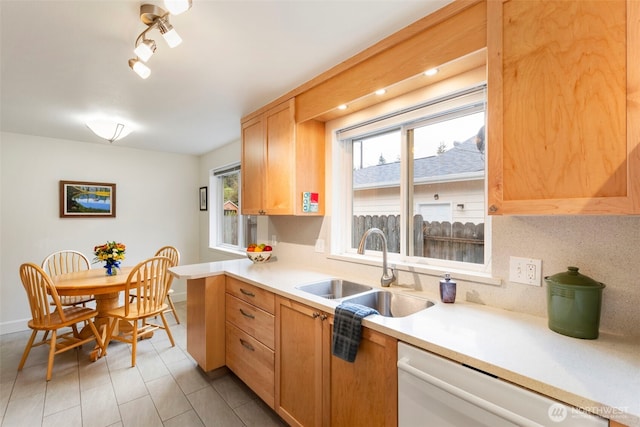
left=105, top=262, right=118, bottom=276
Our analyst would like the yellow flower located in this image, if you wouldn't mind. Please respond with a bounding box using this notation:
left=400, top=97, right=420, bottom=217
left=93, top=241, right=126, bottom=264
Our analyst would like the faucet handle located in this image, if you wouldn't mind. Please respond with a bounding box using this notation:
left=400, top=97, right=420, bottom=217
left=381, top=266, right=397, bottom=287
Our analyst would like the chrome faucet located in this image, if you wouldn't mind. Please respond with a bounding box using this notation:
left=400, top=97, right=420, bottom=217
left=357, top=228, right=397, bottom=287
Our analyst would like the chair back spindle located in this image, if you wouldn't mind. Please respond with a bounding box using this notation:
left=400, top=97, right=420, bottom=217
left=41, top=250, right=93, bottom=307
left=42, top=250, right=90, bottom=276
left=125, top=256, right=172, bottom=317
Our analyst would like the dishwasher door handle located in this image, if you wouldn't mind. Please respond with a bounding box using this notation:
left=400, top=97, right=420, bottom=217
left=397, top=357, right=545, bottom=427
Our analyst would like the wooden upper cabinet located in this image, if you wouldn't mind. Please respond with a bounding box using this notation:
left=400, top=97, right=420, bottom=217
left=241, top=113, right=266, bottom=214
left=487, top=0, right=640, bottom=214
left=241, top=99, right=325, bottom=216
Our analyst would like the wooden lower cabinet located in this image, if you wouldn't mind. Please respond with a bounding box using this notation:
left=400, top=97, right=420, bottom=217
left=225, top=277, right=276, bottom=408
left=226, top=321, right=275, bottom=407
left=329, top=327, right=398, bottom=426
left=275, top=296, right=398, bottom=427
left=186, top=275, right=226, bottom=371
left=609, top=420, right=630, bottom=427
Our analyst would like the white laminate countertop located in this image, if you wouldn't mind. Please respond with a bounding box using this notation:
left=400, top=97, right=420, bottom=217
left=170, top=259, right=640, bottom=426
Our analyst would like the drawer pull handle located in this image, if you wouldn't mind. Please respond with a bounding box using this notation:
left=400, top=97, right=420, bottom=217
left=239, top=338, right=255, bottom=352
left=240, top=288, right=255, bottom=297
left=239, top=308, right=255, bottom=319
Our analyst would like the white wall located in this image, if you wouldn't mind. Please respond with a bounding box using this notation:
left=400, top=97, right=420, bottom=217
left=198, top=139, right=246, bottom=263
left=0, top=132, right=200, bottom=334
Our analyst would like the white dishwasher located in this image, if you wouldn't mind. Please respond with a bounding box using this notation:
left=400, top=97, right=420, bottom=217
left=397, top=342, right=606, bottom=427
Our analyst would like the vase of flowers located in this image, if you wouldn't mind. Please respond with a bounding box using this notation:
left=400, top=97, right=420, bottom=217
left=93, top=241, right=126, bottom=276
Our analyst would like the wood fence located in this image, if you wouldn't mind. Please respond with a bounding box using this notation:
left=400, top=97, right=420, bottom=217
left=353, top=214, right=484, bottom=264
left=223, top=212, right=257, bottom=246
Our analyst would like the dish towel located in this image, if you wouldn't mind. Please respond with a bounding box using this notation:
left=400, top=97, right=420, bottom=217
left=332, top=302, right=379, bottom=362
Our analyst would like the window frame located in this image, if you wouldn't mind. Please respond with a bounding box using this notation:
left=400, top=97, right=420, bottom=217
left=331, top=85, right=494, bottom=278
left=209, top=163, right=248, bottom=252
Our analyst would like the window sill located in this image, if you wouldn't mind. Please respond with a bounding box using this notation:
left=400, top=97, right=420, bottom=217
left=327, top=253, right=502, bottom=287
left=208, top=246, right=246, bottom=258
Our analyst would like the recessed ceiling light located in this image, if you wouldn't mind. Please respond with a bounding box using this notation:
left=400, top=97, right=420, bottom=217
left=375, top=89, right=386, bottom=95
left=338, top=104, right=348, bottom=110
left=424, top=68, right=439, bottom=76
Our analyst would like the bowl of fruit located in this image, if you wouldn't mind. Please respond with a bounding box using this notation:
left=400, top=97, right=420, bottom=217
left=246, top=243, right=273, bottom=263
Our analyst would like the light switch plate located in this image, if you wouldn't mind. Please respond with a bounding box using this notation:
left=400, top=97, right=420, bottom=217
left=509, top=256, right=542, bottom=286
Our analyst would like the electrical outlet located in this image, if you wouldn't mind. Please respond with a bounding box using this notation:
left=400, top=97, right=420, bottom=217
left=509, top=256, right=542, bottom=286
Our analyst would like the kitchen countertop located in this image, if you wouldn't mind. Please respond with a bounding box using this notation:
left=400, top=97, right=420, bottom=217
left=170, top=259, right=640, bottom=426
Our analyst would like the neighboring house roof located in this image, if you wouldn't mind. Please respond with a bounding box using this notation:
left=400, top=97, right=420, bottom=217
left=354, top=138, right=485, bottom=189
left=223, top=200, right=238, bottom=211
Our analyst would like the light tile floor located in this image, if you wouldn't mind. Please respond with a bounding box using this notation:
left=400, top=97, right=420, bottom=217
left=0, top=302, right=288, bottom=427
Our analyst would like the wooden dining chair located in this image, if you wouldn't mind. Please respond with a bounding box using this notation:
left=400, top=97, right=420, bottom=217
left=154, top=246, right=180, bottom=323
left=18, top=263, right=106, bottom=381
left=42, top=250, right=94, bottom=307
left=104, top=256, right=175, bottom=367
left=129, top=246, right=181, bottom=324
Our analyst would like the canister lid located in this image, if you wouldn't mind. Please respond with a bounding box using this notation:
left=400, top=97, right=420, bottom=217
left=545, top=266, right=602, bottom=287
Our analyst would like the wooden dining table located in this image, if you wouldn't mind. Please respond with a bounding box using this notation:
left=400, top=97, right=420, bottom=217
left=52, top=266, right=134, bottom=360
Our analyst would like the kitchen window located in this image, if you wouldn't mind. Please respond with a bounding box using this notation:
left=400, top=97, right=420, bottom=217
left=336, top=86, right=489, bottom=272
left=210, top=164, right=255, bottom=251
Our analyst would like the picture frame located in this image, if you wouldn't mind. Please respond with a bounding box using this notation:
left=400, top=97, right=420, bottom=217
left=59, top=180, right=116, bottom=218
left=199, top=186, right=208, bottom=211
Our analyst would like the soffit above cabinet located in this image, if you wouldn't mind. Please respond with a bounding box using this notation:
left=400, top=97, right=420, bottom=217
left=310, top=48, right=487, bottom=123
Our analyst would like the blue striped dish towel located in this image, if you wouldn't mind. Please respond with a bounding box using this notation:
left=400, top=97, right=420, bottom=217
left=332, top=302, right=379, bottom=362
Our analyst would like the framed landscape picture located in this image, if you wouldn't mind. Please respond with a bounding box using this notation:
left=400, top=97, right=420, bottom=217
left=59, top=180, right=116, bottom=218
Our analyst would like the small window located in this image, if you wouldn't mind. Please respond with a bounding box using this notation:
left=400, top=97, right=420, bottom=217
left=210, top=164, right=256, bottom=250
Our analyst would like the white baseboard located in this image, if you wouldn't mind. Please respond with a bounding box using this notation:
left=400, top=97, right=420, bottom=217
left=0, top=318, right=30, bottom=335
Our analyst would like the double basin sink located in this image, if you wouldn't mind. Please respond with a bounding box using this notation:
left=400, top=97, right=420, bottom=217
left=296, top=278, right=434, bottom=318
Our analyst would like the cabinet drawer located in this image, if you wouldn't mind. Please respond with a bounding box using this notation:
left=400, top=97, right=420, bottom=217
left=226, top=277, right=275, bottom=314
left=226, top=322, right=275, bottom=408
left=226, top=293, right=275, bottom=350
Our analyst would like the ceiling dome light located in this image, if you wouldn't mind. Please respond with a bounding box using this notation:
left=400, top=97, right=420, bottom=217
left=86, top=119, right=133, bottom=143
left=424, top=68, right=439, bottom=76
left=375, top=89, right=386, bottom=95
left=164, top=0, right=192, bottom=15
left=129, top=58, right=151, bottom=79
left=134, top=39, right=156, bottom=62
left=338, top=104, right=348, bottom=110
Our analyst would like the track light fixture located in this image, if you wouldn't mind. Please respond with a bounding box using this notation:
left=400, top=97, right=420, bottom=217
left=128, top=1, right=192, bottom=79
left=157, top=17, right=182, bottom=48
left=133, top=39, right=156, bottom=62
left=165, top=0, right=192, bottom=15
left=129, top=58, right=151, bottom=79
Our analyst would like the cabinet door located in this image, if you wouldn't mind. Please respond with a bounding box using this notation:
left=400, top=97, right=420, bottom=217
left=329, top=325, right=398, bottom=427
left=275, top=297, right=324, bottom=427
left=241, top=114, right=265, bottom=215
left=264, top=100, right=295, bottom=214
left=487, top=0, right=640, bottom=214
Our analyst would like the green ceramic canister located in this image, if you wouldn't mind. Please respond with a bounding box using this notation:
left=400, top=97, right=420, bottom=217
left=545, top=266, right=606, bottom=339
